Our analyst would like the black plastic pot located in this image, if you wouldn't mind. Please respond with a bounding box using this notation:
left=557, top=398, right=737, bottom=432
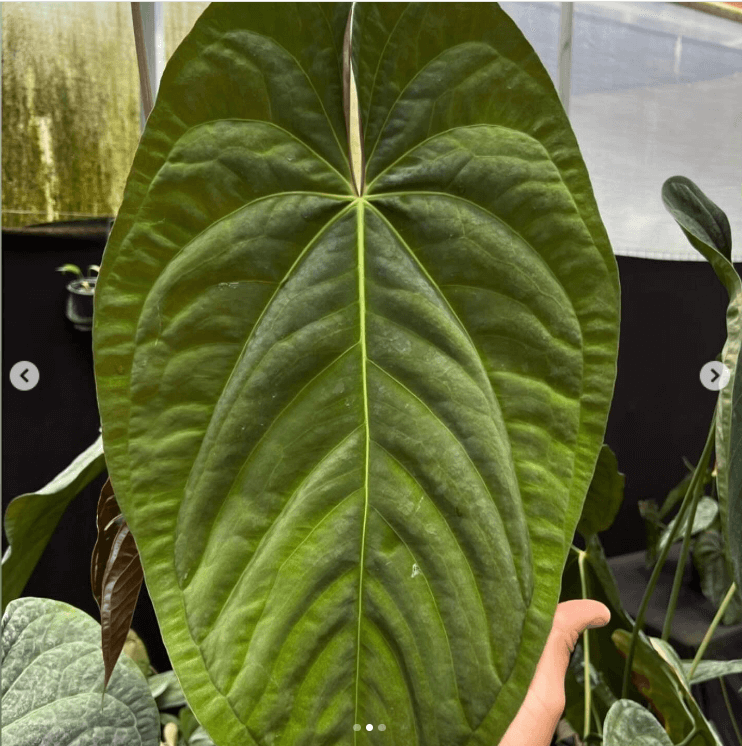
left=65, top=277, right=96, bottom=331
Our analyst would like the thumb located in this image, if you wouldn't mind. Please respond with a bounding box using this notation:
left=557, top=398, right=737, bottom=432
left=541, top=600, right=611, bottom=685
left=498, top=600, right=611, bottom=746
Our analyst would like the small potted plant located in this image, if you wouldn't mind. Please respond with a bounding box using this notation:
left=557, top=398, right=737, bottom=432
left=56, top=264, right=99, bottom=331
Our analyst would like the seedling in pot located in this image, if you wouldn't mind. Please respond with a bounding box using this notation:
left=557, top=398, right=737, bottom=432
left=56, top=263, right=100, bottom=292
left=56, top=264, right=100, bottom=331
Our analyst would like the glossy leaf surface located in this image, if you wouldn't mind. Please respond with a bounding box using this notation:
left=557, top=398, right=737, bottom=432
left=93, top=4, right=619, bottom=744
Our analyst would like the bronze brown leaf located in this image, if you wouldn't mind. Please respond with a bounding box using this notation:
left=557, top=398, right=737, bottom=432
left=91, top=478, right=144, bottom=696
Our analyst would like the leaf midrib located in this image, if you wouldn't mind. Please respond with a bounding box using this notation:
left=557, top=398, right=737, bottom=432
left=354, top=197, right=370, bottom=741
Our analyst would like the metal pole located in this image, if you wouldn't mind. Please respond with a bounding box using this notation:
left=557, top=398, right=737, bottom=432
left=558, top=2, right=574, bottom=116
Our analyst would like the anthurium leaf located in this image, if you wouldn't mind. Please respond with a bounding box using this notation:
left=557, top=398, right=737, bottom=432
left=721, top=337, right=742, bottom=597
left=99, top=521, right=144, bottom=696
left=660, top=474, right=692, bottom=522
left=91, top=478, right=121, bottom=609
left=657, top=497, right=719, bottom=557
left=658, top=468, right=711, bottom=522
left=149, top=671, right=187, bottom=710
left=648, top=638, right=691, bottom=691
left=638, top=499, right=662, bottom=568
left=661, top=177, right=732, bottom=261
left=603, top=700, right=674, bottom=746
left=189, top=725, right=217, bottom=746
left=90, top=476, right=146, bottom=695
left=681, top=659, right=742, bottom=690
left=612, top=629, right=720, bottom=746
left=692, top=529, right=742, bottom=625
left=577, top=444, right=625, bottom=539
left=662, top=176, right=742, bottom=607
left=93, top=3, right=620, bottom=744
left=1, top=435, right=105, bottom=612
left=1, top=597, right=160, bottom=746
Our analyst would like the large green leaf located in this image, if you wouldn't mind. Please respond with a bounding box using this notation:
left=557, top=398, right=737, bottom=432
left=662, top=176, right=742, bottom=599
left=1, top=435, right=105, bottom=612
left=93, top=4, right=619, bottom=744
left=1, top=597, right=160, bottom=746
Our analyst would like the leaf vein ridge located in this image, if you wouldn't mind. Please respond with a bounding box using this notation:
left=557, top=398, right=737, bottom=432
left=199, top=432, right=363, bottom=640
left=370, top=504, right=471, bottom=727
left=179, top=342, right=361, bottom=591
left=365, top=203, right=497, bottom=413
left=367, top=191, right=574, bottom=309
left=371, top=440, right=494, bottom=643
left=368, top=358, right=496, bottom=511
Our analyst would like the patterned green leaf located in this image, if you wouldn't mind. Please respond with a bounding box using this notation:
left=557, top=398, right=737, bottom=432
left=1, top=597, right=159, bottom=746
left=603, top=700, right=673, bottom=746
left=93, top=4, right=620, bottom=744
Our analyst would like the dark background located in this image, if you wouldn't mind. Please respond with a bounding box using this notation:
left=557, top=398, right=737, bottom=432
left=1, top=223, right=732, bottom=675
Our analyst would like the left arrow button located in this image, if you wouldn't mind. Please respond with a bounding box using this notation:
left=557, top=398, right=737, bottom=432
left=9, top=361, right=39, bottom=391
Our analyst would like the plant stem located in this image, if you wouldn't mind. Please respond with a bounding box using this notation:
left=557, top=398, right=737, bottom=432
left=578, top=550, right=592, bottom=741
left=676, top=726, right=699, bottom=746
left=590, top=698, right=602, bottom=737
left=720, top=676, right=742, bottom=746
left=661, top=475, right=704, bottom=641
left=688, top=581, right=737, bottom=680
left=621, top=411, right=716, bottom=698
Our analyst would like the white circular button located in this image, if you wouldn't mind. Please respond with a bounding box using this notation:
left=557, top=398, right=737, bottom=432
left=700, top=361, right=731, bottom=391
left=9, top=361, right=39, bottom=391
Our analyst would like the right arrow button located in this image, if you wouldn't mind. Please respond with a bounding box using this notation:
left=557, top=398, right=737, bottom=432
left=700, top=361, right=731, bottom=391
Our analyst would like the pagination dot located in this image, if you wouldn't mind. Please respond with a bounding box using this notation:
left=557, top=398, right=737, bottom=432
left=352, top=722, right=387, bottom=732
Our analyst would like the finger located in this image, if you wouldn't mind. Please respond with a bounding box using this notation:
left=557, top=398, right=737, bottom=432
left=526, top=600, right=611, bottom=712
left=552, top=599, right=611, bottom=652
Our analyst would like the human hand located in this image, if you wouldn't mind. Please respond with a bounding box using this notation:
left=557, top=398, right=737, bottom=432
left=499, top=599, right=611, bottom=746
